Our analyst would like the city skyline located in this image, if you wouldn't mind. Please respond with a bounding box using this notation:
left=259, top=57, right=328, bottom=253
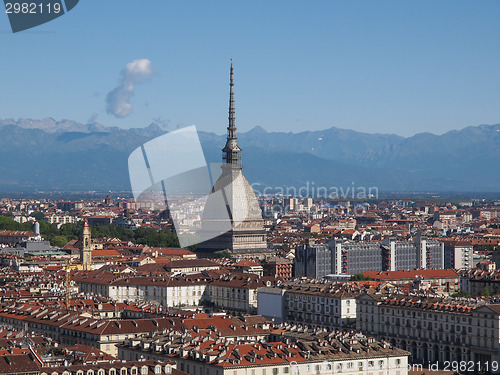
left=0, top=0, right=499, bottom=137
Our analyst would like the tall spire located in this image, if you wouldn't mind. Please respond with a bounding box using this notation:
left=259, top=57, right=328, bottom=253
left=222, top=61, right=242, bottom=168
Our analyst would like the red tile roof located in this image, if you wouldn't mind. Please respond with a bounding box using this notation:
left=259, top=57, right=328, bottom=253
left=363, top=269, right=459, bottom=280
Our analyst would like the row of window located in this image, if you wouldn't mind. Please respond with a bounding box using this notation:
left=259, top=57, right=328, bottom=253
left=41, top=365, right=171, bottom=375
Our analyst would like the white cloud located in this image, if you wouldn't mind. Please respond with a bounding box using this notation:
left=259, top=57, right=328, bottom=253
left=106, top=58, right=155, bottom=118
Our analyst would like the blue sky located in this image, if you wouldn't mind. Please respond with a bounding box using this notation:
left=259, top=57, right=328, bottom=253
left=0, top=0, right=499, bottom=137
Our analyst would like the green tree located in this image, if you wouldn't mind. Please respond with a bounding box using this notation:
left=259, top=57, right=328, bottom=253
left=90, top=224, right=135, bottom=242
left=37, top=220, right=60, bottom=243
left=350, top=273, right=372, bottom=281
left=213, top=250, right=232, bottom=259
left=59, top=222, right=83, bottom=241
left=30, top=212, right=45, bottom=221
left=451, top=290, right=471, bottom=298
left=51, top=235, right=69, bottom=248
left=0, top=215, right=24, bottom=230
left=0, top=214, right=181, bottom=249
left=134, top=227, right=179, bottom=247
left=481, top=286, right=491, bottom=298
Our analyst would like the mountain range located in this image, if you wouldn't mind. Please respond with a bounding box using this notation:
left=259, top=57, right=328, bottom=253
left=0, top=118, right=499, bottom=193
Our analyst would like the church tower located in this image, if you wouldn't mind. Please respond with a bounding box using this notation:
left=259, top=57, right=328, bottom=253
left=80, top=219, right=92, bottom=270
left=198, top=63, right=270, bottom=258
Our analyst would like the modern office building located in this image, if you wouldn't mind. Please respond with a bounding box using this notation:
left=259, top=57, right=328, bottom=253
left=296, top=235, right=445, bottom=278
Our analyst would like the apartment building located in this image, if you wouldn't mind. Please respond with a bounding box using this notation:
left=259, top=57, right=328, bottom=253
left=74, top=271, right=212, bottom=308
left=334, top=236, right=444, bottom=275
left=258, top=279, right=364, bottom=329
left=262, top=257, right=293, bottom=280
left=294, top=242, right=332, bottom=279
left=296, top=235, right=445, bottom=278
left=363, top=269, right=460, bottom=294
left=357, top=291, right=500, bottom=370
left=38, top=360, right=181, bottom=375
left=0, top=304, right=183, bottom=356
left=74, top=270, right=279, bottom=313
left=460, top=268, right=500, bottom=297
left=207, top=274, right=278, bottom=314
left=46, top=214, right=80, bottom=226
left=118, top=328, right=410, bottom=375
left=442, top=240, right=474, bottom=270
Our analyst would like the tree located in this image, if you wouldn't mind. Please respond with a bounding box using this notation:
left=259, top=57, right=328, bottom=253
left=0, top=215, right=25, bottom=230
left=451, top=290, right=471, bottom=298
left=30, top=211, right=45, bottom=221
left=481, top=286, right=491, bottom=298
left=213, top=250, right=232, bottom=259
left=59, top=222, right=83, bottom=241
left=51, top=235, right=69, bottom=248
left=90, top=224, right=135, bottom=242
left=134, top=227, right=179, bottom=247
left=37, top=220, right=60, bottom=242
left=350, top=273, right=372, bottom=281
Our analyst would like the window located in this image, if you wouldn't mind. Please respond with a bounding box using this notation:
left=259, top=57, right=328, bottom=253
left=142, top=367, right=148, bottom=375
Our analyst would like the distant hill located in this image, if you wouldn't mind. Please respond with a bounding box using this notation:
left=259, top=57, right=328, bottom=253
left=0, top=118, right=498, bottom=193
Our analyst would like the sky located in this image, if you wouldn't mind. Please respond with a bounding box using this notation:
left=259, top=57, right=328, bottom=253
left=0, top=0, right=499, bottom=137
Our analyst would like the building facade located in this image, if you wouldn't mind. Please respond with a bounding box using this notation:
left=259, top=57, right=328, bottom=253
left=330, top=236, right=444, bottom=276
left=443, top=240, right=474, bottom=270
left=118, top=330, right=409, bottom=375
left=294, top=242, right=332, bottom=279
left=257, top=280, right=364, bottom=330
left=357, top=292, right=500, bottom=371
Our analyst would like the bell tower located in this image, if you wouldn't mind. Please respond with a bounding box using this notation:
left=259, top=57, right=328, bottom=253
left=80, top=219, right=92, bottom=270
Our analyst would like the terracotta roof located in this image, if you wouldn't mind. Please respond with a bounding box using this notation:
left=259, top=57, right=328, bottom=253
left=0, top=354, right=40, bottom=373
left=164, top=259, right=219, bottom=268
left=235, top=260, right=261, bottom=267
left=0, top=230, right=36, bottom=237
left=91, top=250, right=121, bottom=257
left=363, top=269, right=459, bottom=280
